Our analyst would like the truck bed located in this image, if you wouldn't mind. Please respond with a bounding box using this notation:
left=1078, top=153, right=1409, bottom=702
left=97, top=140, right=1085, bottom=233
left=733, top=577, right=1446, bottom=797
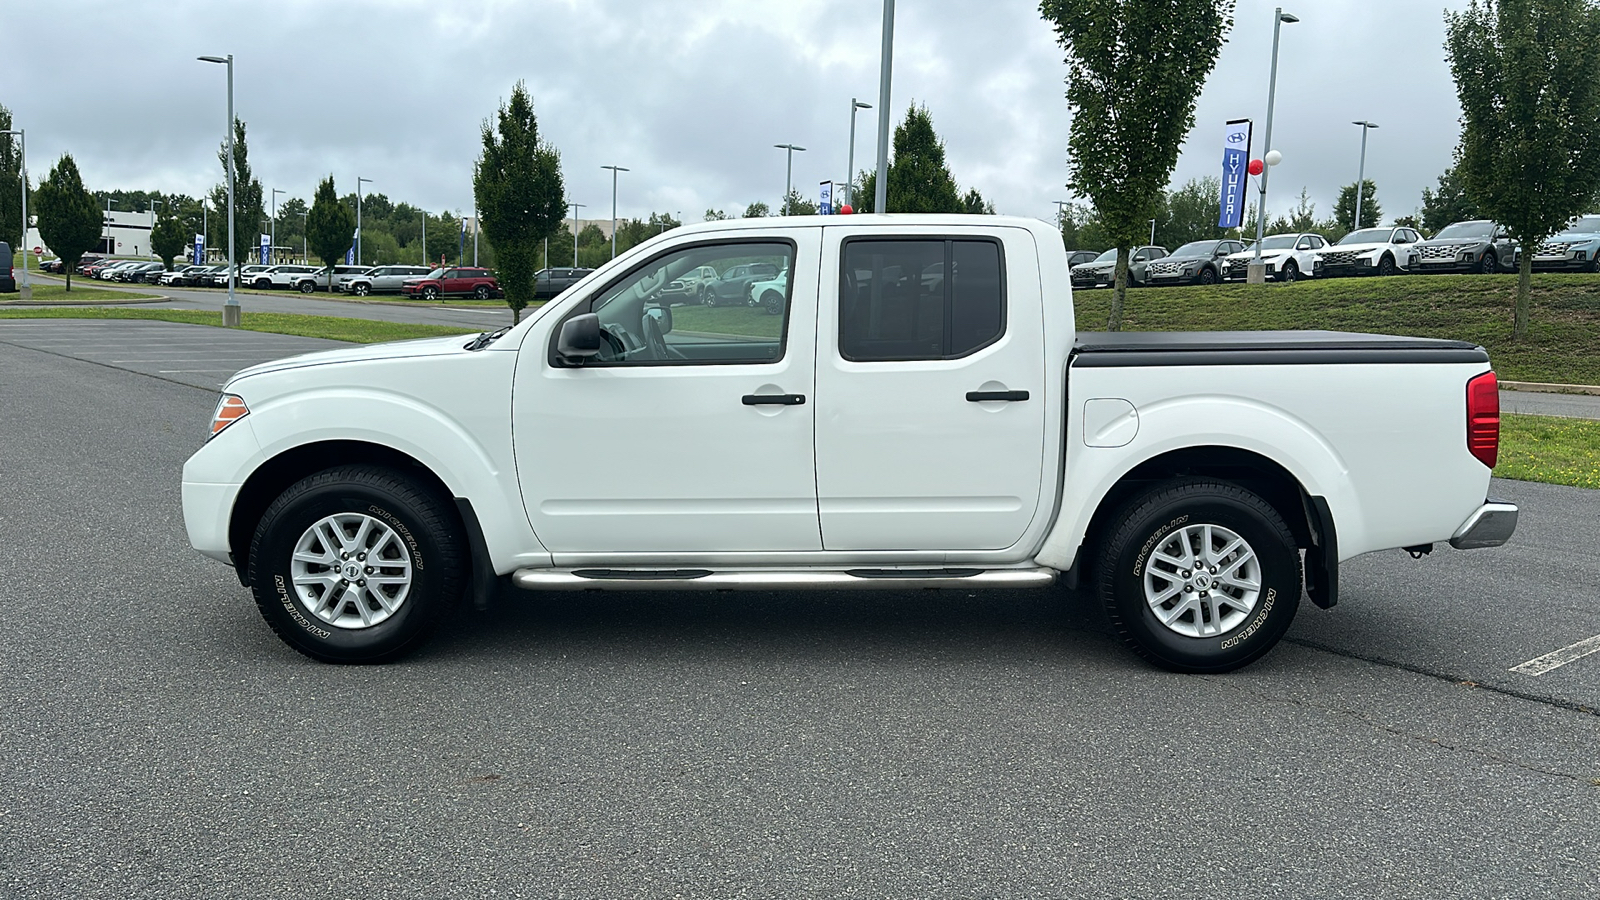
left=1072, top=330, right=1489, bottom=366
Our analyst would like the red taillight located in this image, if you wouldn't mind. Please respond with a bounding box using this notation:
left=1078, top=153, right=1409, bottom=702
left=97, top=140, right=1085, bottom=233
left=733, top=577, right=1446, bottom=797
left=1466, top=372, right=1499, bottom=469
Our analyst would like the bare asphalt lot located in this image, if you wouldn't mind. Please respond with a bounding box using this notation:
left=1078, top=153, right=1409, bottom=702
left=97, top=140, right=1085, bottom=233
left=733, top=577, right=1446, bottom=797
left=1, top=323, right=1597, bottom=898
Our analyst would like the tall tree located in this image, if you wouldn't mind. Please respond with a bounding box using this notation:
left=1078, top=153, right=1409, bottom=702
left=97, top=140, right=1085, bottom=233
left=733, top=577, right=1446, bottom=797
left=150, top=212, right=186, bottom=270
left=851, top=104, right=991, bottom=214
left=0, top=103, right=25, bottom=252
left=1447, top=0, right=1600, bottom=337
left=742, top=201, right=770, bottom=218
left=782, top=189, right=820, bottom=216
left=474, top=81, right=566, bottom=323
left=33, top=154, right=100, bottom=290
left=208, top=119, right=266, bottom=269
left=1041, top=0, right=1235, bottom=330
left=305, top=176, right=354, bottom=292
left=1420, top=163, right=1482, bottom=233
left=703, top=208, right=729, bottom=221
left=1335, top=180, right=1382, bottom=230
left=1158, top=176, right=1226, bottom=247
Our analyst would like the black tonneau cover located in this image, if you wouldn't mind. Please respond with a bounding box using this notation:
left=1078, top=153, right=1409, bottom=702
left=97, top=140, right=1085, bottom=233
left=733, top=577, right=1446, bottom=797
left=1072, top=330, right=1489, bottom=367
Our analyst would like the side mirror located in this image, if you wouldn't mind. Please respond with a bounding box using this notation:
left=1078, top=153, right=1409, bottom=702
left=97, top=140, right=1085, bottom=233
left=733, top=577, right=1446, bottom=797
left=646, top=305, right=673, bottom=334
left=556, top=313, right=602, bottom=364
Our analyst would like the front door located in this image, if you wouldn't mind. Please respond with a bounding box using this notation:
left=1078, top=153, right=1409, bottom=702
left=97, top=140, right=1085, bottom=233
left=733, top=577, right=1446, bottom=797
left=814, top=226, right=1048, bottom=551
left=514, top=231, right=822, bottom=555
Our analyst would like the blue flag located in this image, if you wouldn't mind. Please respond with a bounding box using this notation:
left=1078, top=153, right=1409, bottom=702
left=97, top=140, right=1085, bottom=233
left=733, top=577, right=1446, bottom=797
left=1218, top=120, right=1252, bottom=229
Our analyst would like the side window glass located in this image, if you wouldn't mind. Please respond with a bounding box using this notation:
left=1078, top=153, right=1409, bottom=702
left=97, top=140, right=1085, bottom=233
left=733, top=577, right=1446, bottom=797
left=840, top=238, right=1004, bottom=362
left=574, top=241, right=793, bottom=367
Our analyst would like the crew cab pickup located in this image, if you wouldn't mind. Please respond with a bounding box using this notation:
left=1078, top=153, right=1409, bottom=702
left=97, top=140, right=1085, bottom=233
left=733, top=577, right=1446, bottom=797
left=182, top=215, right=1517, bottom=672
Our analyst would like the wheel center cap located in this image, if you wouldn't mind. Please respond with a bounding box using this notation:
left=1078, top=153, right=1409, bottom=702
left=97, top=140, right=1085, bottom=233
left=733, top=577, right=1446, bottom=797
left=342, top=562, right=363, bottom=581
left=1193, top=572, right=1213, bottom=590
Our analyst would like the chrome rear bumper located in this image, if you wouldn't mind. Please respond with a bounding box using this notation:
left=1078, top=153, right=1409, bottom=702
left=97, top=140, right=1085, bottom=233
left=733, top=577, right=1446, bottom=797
left=1449, top=500, right=1519, bottom=550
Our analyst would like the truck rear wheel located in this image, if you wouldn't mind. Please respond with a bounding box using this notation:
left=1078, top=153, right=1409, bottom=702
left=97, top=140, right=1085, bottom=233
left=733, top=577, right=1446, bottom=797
left=247, top=465, right=464, bottom=664
left=1095, top=479, right=1301, bottom=673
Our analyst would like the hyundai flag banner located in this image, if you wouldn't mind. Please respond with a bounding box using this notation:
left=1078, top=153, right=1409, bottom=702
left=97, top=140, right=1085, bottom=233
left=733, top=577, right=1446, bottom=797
left=259, top=233, right=270, bottom=265
left=194, top=233, right=204, bottom=265
left=345, top=246, right=354, bottom=265
left=820, top=180, right=833, bottom=215
left=1218, top=119, right=1252, bottom=229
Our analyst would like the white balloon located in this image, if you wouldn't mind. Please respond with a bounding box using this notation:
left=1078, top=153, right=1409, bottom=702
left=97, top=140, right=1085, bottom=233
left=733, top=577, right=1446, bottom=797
left=1264, top=150, right=1284, bottom=167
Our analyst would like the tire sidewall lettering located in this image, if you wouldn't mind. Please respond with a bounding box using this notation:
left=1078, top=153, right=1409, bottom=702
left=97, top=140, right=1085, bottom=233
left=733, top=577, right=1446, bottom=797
left=1132, top=514, right=1189, bottom=578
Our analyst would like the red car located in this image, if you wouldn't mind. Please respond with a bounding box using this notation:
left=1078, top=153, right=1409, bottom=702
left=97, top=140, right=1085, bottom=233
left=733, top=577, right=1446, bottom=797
left=400, top=266, right=503, bottom=300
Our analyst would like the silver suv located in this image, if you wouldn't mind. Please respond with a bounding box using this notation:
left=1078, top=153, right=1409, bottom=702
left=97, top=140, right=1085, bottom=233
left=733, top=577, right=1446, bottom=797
left=294, top=265, right=373, bottom=293
left=251, top=264, right=321, bottom=290
left=342, top=265, right=433, bottom=296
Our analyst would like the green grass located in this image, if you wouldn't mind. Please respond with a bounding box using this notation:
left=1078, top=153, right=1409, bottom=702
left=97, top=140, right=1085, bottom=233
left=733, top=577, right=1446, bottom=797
left=2, top=283, right=160, bottom=303
left=671, top=305, right=784, bottom=338
left=1075, top=272, right=1600, bottom=385
left=0, top=307, right=477, bottom=344
left=1497, top=413, right=1600, bottom=490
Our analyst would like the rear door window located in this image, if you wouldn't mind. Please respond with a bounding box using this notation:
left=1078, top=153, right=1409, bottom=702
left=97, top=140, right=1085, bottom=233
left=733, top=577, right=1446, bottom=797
left=839, top=238, right=1005, bottom=362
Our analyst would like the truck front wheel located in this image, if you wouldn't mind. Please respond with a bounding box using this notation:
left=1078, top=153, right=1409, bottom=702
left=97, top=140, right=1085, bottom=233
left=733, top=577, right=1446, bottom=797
left=1095, top=479, right=1301, bottom=673
left=247, top=465, right=465, bottom=664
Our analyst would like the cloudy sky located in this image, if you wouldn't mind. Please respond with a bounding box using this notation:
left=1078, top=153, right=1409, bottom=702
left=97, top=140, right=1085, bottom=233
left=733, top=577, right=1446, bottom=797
left=2, top=0, right=1473, bottom=227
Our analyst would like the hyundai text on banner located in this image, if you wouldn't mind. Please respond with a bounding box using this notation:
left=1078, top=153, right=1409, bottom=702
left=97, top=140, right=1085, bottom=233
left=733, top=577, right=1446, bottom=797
left=194, top=233, right=204, bottom=265
left=1218, top=119, right=1252, bottom=229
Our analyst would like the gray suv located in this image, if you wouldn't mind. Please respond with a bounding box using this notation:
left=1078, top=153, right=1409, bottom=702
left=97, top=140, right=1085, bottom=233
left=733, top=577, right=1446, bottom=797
left=1412, top=220, right=1515, bottom=275
left=343, top=265, right=433, bottom=296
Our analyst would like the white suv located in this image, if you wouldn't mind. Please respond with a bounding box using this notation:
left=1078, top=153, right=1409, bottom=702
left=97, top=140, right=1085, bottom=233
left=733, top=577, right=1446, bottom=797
left=1314, top=227, right=1422, bottom=277
left=250, top=264, right=321, bottom=290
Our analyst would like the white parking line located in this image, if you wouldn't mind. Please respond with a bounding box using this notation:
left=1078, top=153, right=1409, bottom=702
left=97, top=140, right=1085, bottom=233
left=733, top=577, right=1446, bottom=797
left=1510, top=633, right=1600, bottom=676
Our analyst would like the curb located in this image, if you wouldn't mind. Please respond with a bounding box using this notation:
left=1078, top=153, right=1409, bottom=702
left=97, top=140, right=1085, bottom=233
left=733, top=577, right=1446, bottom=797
left=1500, top=380, right=1600, bottom=397
left=0, top=294, right=170, bottom=306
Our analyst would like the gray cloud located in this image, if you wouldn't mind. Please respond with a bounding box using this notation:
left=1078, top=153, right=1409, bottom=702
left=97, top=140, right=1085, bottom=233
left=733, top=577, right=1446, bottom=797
left=2, top=0, right=1471, bottom=227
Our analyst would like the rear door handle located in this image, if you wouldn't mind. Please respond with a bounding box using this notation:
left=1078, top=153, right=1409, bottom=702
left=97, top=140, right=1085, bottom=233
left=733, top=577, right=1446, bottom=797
left=966, top=390, right=1030, bottom=402
left=742, top=394, right=806, bottom=406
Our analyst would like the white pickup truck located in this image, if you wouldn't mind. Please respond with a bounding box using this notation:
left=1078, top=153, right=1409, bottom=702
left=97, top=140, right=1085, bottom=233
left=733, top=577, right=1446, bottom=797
left=182, top=215, right=1517, bottom=672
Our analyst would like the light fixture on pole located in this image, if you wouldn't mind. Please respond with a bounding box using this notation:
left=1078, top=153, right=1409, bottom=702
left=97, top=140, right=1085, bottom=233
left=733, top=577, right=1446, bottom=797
left=1351, top=121, right=1379, bottom=230
left=774, top=144, right=806, bottom=215
left=846, top=99, right=871, bottom=208
left=568, top=202, right=585, bottom=267
left=600, top=166, right=628, bottom=260
left=1247, top=9, right=1297, bottom=285
left=198, top=54, right=238, bottom=324
left=874, top=0, right=895, bottom=213
left=1, top=129, right=26, bottom=298
left=356, top=176, right=372, bottom=265
left=270, top=188, right=283, bottom=266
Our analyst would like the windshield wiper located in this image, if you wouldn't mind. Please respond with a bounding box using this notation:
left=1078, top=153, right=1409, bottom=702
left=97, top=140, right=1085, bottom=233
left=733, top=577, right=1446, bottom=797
left=464, top=326, right=512, bottom=351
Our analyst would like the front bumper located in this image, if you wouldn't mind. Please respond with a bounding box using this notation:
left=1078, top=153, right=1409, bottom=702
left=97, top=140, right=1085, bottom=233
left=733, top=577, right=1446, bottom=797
left=1449, top=500, right=1519, bottom=550
left=183, top=480, right=244, bottom=564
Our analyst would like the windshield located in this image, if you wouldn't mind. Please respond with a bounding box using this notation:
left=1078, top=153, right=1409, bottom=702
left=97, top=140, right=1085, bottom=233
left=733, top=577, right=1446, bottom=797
left=1339, top=228, right=1393, bottom=245
left=1255, top=235, right=1299, bottom=251
left=422, top=268, right=447, bottom=279
left=1092, top=249, right=1118, bottom=263
left=1559, top=215, right=1600, bottom=236
left=1435, top=221, right=1495, bottom=240
left=1171, top=241, right=1221, bottom=258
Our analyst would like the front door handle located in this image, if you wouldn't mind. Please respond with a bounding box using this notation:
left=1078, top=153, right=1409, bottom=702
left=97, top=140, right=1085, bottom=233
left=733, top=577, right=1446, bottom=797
left=742, top=394, right=806, bottom=406
left=966, top=390, right=1029, bottom=402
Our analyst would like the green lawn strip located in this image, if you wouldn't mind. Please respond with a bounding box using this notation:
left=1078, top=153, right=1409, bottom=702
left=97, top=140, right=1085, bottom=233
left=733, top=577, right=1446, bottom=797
left=0, top=307, right=477, bottom=344
left=1074, top=272, right=1600, bottom=385
left=670, top=305, right=783, bottom=339
left=3, top=283, right=160, bottom=303
left=1496, top=413, right=1600, bottom=490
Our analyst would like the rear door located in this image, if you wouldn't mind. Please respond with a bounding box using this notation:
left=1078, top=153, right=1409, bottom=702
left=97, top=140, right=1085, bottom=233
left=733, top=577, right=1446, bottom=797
left=813, top=225, right=1048, bottom=551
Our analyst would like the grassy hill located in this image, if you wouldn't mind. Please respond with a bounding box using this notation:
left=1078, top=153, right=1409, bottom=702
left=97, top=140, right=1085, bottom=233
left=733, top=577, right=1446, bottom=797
left=1072, top=272, right=1600, bottom=386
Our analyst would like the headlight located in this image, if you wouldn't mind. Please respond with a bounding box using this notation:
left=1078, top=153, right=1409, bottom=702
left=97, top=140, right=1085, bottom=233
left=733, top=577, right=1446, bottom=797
left=209, top=393, right=249, bottom=439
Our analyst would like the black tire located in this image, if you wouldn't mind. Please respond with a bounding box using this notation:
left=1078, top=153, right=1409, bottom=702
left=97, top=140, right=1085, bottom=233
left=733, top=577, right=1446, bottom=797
left=1376, top=254, right=1398, bottom=276
left=474, top=285, right=490, bottom=300
left=247, top=465, right=465, bottom=664
left=353, top=282, right=370, bottom=296
left=703, top=293, right=717, bottom=308
left=760, top=290, right=784, bottom=316
left=298, top=280, right=314, bottom=294
left=1094, top=479, right=1302, bottom=673
left=1478, top=251, right=1498, bottom=275
left=422, top=286, right=439, bottom=301
left=1279, top=260, right=1300, bottom=283
left=254, top=279, right=272, bottom=290
left=1197, top=266, right=1219, bottom=286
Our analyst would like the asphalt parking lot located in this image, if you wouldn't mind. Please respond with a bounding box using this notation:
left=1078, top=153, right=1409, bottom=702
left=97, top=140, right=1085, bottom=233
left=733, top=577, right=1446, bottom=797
left=1, top=322, right=1597, bottom=898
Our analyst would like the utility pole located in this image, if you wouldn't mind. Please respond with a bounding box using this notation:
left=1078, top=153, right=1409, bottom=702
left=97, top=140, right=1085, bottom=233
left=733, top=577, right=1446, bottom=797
left=270, top=188, right=283, bottom=266
left=198, top=54, right=238, bottom=323
left=774, top=144, right=806, bottom=214
left=569, top=202, right=585, bottom=267
left=846, top=99, right=871, bottom=209
left=600, top=166, right=628, bottom=260
left=874, top=0, right=895, bottom=214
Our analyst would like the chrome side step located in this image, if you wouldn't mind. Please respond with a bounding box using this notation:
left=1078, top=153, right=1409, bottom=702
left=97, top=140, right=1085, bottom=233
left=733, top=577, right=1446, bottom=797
left=510, top=566, right=1057, bottom=592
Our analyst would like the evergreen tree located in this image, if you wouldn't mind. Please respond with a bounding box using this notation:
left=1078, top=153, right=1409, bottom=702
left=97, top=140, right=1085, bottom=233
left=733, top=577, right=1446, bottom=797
left=1335, top=181, right=1381, bottom=230
left=851, top=104, right=991, bottom=215
left=1041, top=0, right=1236, bottom=330
left=742, top=202, right=769, bottom=218
left=0, top=103, right=25, bottom=252
left=306, top=176, right=355, bottom=292
left=1420, top=163, right=1482, bottom=234
left=33, top=154, right=101, bottom=290
left=150, top=212, right=186, bottom=270
left=208, top=119, right=265, bottom=268
left=474, top=81, right=566, bottom=323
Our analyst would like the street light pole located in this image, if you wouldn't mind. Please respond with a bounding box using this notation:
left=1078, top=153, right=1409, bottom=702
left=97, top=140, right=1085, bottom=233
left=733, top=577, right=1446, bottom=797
left=1352, top=121, right=1379, bottom=230
left=3, top=129, right=28, bottom=297
left=773, top=144, right=806, bottom=215
left=356, top=176, right=372, bottom=265
left=569, top=202, right=585, bottom=267
left=846, top=99, right=871, bottom=208
left=419, top=208, right=426, bottom=267
left=270, top=188, right=283, bottom=266
left=1248, top=9, right=1297, bottom=285
left=105, top=198, right=116, bottom=255
left=600, top=166, right=628, bottom=260
left=296, top=210, right=307, bottom=264
left=874, top=0, right=895, bottom=213
left=198, top=54, right=237, bottom=324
